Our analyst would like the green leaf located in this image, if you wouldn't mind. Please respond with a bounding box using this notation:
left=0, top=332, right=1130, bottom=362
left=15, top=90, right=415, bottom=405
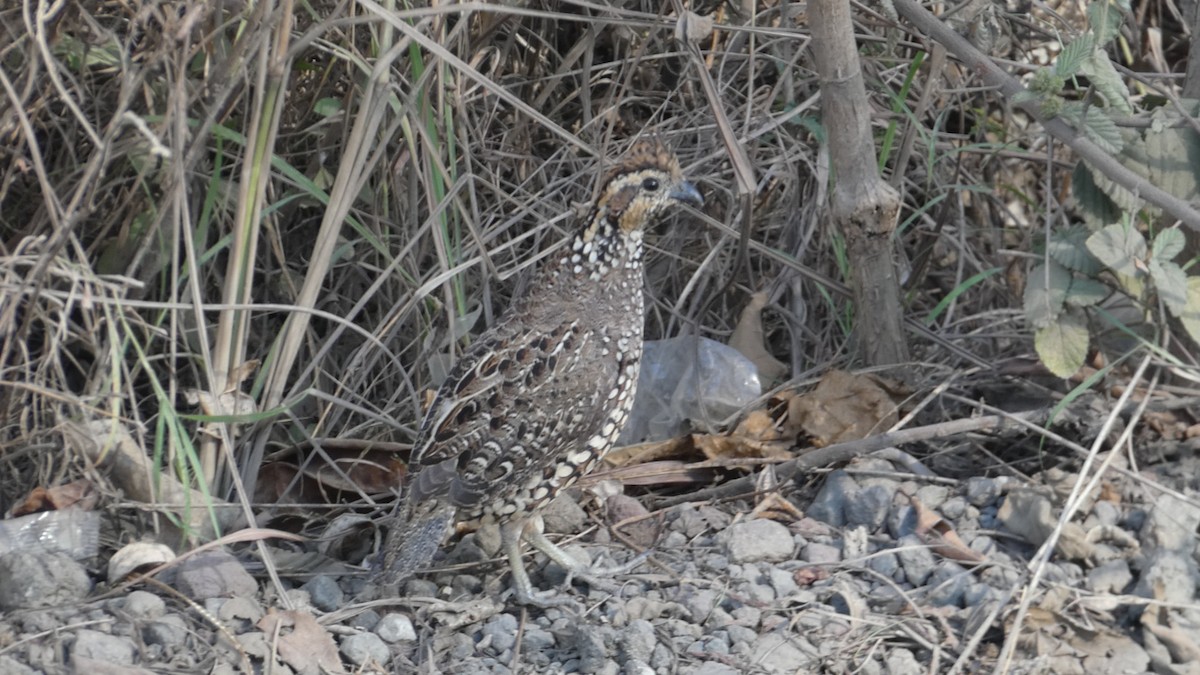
left=1071, top=162, right=1122, bottom=228
left=1035, top=309, right=1089, bottom=378
left=1087, top=224, right=1146, bottom=278
left=1061, top=102, right=1124, bottom=153
left=1055, top=34, right=1094, bottom=78
left=1048, top=224, right=1102, bottom=274
left=1080, top=49, right=1133, bottom=116
left=1150, top=259, right=1189, bottom=315
left=1024, top=261, right=1072, bottom=328
left=1065, top=278, right=1111, bottom=307
left=1151, top=228, right=1185, bottom=263
left=1177, top=277, right=1200, bottom=347
left=313, top=98, right=343, bottom=118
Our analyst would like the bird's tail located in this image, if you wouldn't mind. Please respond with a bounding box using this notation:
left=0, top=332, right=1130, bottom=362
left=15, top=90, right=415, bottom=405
left=372, top=500, right=456, bottom=588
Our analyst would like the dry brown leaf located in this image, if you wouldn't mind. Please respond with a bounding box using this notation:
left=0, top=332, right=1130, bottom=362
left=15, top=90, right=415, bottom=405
left=785, top=370, right=902, bottom=445
left=693, top=433, right=792, bottom=462
left=728, top=291, right=788, bottom=384
left=259, top=609, right=345, bottom=674
left=604, top=436, right=693, bottom=468
left=11, top=479, right=98, bottom=516
left=733, top=409, right=782, bottom=441
left=911, top=497, right=986, bottom=564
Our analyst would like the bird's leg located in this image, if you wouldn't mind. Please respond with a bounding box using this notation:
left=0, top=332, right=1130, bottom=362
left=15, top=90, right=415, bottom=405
left=522, top=515, right=650, bottom=593
left=501, top=519, right=576, bottom=608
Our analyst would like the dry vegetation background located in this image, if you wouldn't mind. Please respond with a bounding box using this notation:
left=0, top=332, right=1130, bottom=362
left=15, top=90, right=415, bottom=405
left=0, top=0, right=1198, bottom=652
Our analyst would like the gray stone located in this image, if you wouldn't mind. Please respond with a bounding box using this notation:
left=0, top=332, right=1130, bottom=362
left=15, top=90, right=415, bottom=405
left=965, top=477, right=1002, bottom=507
left=0, top=655, right=37, bottom=675
left=217, top=596, right=263, bottom=630
left=1087, top=559, right=1132, bottom=594
left=802, top=542, right=841, bottom=564
left=174, top=551, right=257, bottom=600
left=404, top=579, right=438, bottom=597
left=886, top=648, right=922, bottom=675
left=350, top=609, right=380, bottom=631
left=619, top=619, right=657, bottom=664
left=1135, top=550, right=1197, bottom=601
left=845, top=484, right=893, bottom=531
left=572, top=624, right=613, bottom=674
left=807, top=470, right=857, bottom=527
left=376, top=613, right=416, bottom=642
left=73, top=629, right=136, bottom=665
left=751, top=631, right=810, bottom=674
left=302, top=575, right=343, bottom=612
left=678, top=587, right=720, bottom=622
left=868, top=551, right=900, bottom=578
left=693, top=663, right=739, bottom=675
left=886, top=504, right=917, bottom=539
left=915, top=485, right=950, bottom=510
left=0, top=551, right=91, bottom=611
left=730, top=605, right=761, bottom=627
left=925, top=561, right=969, bottom=607
left=940, top=496, right=968, bottom=519
left=542, top=493, right=589, bottom=534
left=483, top=613, right=519, bottom=653
left=123, top=590, right=165, bottom=619
left=895, top=535, right=936, bottom=585
left=1091, top=499, right=1121, bottom=527
left=650, top=643, right=673, bottom=671
left=727, top=519, right=794, bottom=563
left=340, top=632, right=389, bottom=666
left=726, top=624, right=757, bottom=646
left=142, top=615, right=188, bottom=647
left=769, top=567, right=799, bottom=599
left=524, top=626, right=556, bottom=650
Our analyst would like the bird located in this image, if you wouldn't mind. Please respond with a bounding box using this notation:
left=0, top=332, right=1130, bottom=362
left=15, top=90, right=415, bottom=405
left=372, top=138, right=703, bottom=606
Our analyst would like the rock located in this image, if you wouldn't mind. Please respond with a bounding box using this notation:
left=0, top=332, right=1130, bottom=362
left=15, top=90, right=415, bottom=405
left=0, top=551, right=92, bottom=610
left=606, top=494, right=657, bottom=548
left=542, top=493, right=589, bottom=534
left=122, top=591, right=165, bottom=619
left=376, top=613, right=416, bottom=643
left=142, top=615, right=188, bottom=648
left=482, top=613, right=519, bottom=653
left=845, top=484, right=893, bottom=531
left=0, top=655, right=38, bottom=675
left=524, top=626, right=556, bottom=650
left=769, top=567, right=799, bottom=598
left=802, top=542, right=841, bottom=565
left=895, top=534, right=936, bottom=585
left=73, top=629, right=136, bottom=665
left=340, top=632, right=389, bottom=666
left=404, top=579, right=438, bottom=597
left=750, top=632, right=810, bottom=673
left=693, top=663, right=739, bottom=675
left=350, top=609, right=380, bottom=631
left=886, top=648, right=923, bottom=675
left=965, top=477, right=1002, bottom=507
left=925, top=562, right=969, bottom=607
left=807, top=470, right=858, bottom=527
left=571, top=624, right=613, bottom=674
left=174, top=551, right=257, bottom=600
left=618, top=619, right=657, bottom=665
left=302, top=575, right=343, bottom=612
left=1087, top=559, right=1133, bottom=594
left=915, top=485, right=950, bottom=510
left=727, top=519, right=794, bottom=563
left=217, top=596, right=263, bottom=631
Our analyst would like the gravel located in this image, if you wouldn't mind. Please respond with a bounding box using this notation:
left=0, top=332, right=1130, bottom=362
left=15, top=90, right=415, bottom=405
left=2, top=451, right=1198, bottom=674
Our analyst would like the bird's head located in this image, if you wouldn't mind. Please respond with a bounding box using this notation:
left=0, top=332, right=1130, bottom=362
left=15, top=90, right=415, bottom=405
left=592, top=138, right=704, bottom=236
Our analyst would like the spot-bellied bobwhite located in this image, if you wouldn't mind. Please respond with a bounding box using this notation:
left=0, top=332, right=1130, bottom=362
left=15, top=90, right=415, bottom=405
left=373, top=138, right=703, bottom=605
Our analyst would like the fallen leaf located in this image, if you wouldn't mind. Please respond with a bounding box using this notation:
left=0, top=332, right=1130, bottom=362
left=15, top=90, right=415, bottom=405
left=785, top=370, right=902, bottom=445
left=912, top=497, right=986, bottom=564
left=259, top=609, right=345, bottom=674
left=728, top=291, right=788, bottom=384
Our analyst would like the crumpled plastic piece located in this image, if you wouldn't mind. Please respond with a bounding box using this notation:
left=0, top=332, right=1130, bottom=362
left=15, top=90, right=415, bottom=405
left=618, top=336, right=762, bottom=445
left=0, top=508, right=100, bottom=560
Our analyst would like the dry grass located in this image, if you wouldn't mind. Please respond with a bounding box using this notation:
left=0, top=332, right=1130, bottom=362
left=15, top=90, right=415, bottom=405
left=0, top=0, right=1191, bottom=542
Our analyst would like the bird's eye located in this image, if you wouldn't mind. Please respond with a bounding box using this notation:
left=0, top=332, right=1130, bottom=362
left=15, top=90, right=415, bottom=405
left=641, top=177, right=660, bottom=191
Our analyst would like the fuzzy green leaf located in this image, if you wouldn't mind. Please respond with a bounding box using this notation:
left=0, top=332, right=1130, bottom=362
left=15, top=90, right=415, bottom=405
left=1048, top=224, right=1102, bottom=274
left=1035, top=310, right=1089, bottom=378
left=1065, top=278, right=1110, bottom=307
left=1177, top=278, right=1200, bottom=348
left=1055, top=35, right=1094, bottom=79
left=1071, top=162, right=1122, bottom=228
left=1024, top=261, right=1072, bottom=328
left=1087, top=224, right=1146, bottom=278
left=1150, top=259, right=1189, bottom=315
left=1151, top=228, right=1185, bottom=263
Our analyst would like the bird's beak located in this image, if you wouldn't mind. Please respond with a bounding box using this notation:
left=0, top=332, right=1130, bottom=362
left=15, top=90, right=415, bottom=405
left=670, top=181, right=704, bottom=209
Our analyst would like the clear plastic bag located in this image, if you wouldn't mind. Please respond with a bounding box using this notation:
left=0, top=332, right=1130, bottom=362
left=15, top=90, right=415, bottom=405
left=0, top=509, right=101, bottom=560
left=618, top=336, right=762, bottom=445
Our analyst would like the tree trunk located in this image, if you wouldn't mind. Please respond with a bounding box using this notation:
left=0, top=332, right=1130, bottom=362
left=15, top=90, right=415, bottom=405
left=807, top=0, right=909, bottom=365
